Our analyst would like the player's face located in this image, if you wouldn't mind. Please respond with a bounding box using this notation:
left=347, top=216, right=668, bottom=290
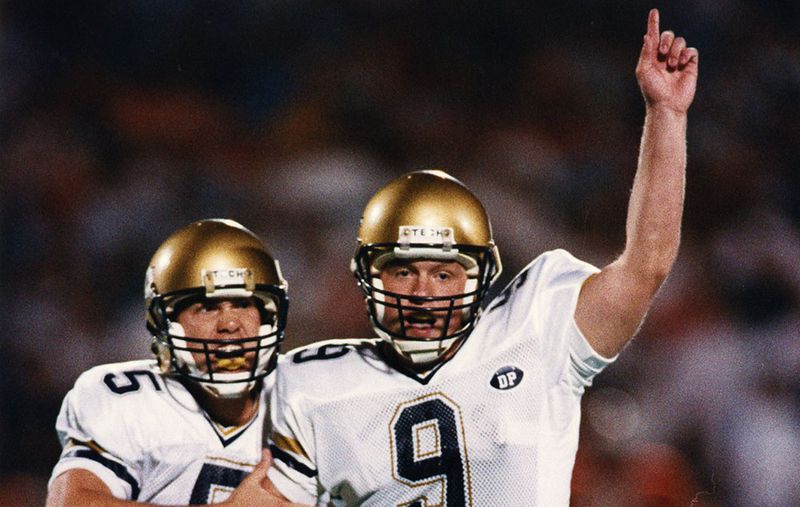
left=379, top=260, right=468, bottom=339
left=176, top=297, right=262, bottom=374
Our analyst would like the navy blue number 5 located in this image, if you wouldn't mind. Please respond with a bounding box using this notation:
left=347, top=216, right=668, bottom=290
left=190, top=463, right=246, bottom=504
left=390, top=393, right=471, bottom=506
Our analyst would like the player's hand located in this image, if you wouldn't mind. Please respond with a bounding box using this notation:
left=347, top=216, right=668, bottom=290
left=222, top=449, right=311, bottom=507
left=635, top=8, right=698, bottom=114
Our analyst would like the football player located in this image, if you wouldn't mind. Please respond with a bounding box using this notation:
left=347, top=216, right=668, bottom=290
left=47, top=219, right=303, bottom=506
left=266, top=9, right=698, bottom=506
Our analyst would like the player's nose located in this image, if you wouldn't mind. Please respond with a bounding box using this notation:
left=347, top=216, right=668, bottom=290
left=409, top=275, right=434, bottom=300
left=215, top=305, right=242, bottom=333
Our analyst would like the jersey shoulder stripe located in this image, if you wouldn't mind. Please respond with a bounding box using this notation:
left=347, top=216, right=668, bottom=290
left=67, top=445, right=141, bottom=500
left=268, top=443, right=317, bottom=478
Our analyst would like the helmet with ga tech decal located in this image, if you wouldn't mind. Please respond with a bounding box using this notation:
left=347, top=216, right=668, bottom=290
left=145, top=219, right=288, bottom=398
left=352, top=170, right=502, bottom=369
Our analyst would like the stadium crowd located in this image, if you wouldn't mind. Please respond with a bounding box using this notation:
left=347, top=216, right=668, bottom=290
left=1, top=1, right=798, bottom=505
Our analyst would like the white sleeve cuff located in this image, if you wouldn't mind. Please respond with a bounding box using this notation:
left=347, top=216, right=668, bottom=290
left=569, top=316, right=618, bottom=384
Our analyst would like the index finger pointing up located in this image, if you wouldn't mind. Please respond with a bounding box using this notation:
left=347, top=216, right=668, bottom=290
left=648, top=8, right=660, bottom=38
left=640, top=8, right=660, bottom=59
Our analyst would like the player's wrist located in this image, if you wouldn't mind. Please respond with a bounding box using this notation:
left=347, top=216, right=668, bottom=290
left=644, top=101, right=690, bottom=117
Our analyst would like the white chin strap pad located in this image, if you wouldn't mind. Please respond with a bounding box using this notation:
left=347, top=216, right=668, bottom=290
left=201, top=377, right=256, bottom=398
left=390, top=335, right=460, bottom=365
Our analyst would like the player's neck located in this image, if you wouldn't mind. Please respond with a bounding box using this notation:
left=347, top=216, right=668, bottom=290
left=185, top=381, right=261, bottom=427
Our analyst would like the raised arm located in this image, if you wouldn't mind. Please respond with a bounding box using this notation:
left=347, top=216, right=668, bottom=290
left=575, top=8, right=698, bottom=358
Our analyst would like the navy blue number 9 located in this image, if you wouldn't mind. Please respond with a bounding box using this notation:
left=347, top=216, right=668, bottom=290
left=391, top=394, right=470, bottom=506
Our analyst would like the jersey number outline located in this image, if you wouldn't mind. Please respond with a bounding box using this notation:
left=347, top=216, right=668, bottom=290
left=490, top=269, right=528, bottom=310
left=103, top=370, right=162, bottom=395
left=292, top=344, right=350, bottom=364
left=190, top=463, right=246, bottom=504
left=390, top=393, right=472, bottom=507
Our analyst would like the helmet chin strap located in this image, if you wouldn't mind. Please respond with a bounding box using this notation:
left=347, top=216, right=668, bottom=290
left=200, top=377, right=257, bottom=399
left=369, top=288, right=470, bottom=366
left=388, top=333, right=461, bottom=365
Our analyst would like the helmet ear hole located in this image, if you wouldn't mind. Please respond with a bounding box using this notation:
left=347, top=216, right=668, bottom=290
left=147, top=298, right=170, bottom=335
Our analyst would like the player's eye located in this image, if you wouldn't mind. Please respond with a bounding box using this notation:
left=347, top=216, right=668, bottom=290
left=199, top=300, right=219, bottom=312
left=232, top=298, right=256, bottom=309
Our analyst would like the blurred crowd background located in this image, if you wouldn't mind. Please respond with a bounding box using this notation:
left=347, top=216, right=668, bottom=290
left=1, top=0, right=798, bottom=505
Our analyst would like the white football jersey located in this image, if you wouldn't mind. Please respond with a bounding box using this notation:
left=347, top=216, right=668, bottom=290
left=268, top=249, right=616, bottom=506
left=49, top=359, right=271, bottom=504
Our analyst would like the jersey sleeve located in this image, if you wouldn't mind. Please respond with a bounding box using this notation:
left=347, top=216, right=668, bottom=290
left=495, top=249, right=616, bottom=389
left=267, top=359, right=322, bottom=505
left=48, top=367, right=143, bottom=500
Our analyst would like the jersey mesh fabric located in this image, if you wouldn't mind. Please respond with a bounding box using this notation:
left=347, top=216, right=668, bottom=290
left=49, top=359, right=268, bottom=503
left=269, top=249, right=614, bottom=506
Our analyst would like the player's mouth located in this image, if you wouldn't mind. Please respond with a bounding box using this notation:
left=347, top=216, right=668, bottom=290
left=401, top=312, right=444, bottom=338
left=213, top=344, right=250, bottom=371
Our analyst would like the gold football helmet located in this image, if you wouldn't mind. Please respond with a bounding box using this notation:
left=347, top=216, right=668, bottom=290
left=352, top=170, right=502, bottom=368
left=145, top=219, right=288, bottom=397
